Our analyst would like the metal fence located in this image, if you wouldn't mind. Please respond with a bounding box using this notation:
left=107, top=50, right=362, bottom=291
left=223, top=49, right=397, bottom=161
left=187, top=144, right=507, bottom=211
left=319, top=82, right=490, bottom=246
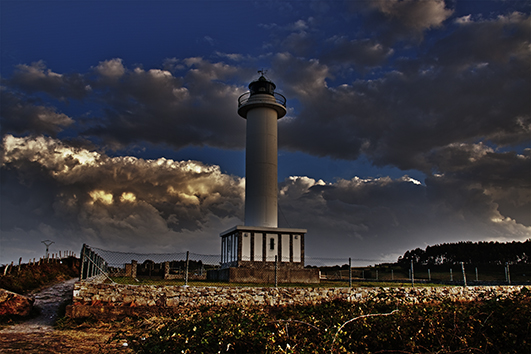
left=80, top=244, right=530, bottom=287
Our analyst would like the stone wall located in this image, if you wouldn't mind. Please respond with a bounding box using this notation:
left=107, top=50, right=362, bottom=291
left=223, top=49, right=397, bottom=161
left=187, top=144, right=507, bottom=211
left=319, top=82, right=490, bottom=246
left=66, top=281, right=528, bottom=319
left=207, top=267, right=320, bottom=283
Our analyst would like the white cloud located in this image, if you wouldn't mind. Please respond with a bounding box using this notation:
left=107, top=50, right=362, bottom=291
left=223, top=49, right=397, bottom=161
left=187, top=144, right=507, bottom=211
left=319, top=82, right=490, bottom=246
left=94, top=58, right=125, bottom=78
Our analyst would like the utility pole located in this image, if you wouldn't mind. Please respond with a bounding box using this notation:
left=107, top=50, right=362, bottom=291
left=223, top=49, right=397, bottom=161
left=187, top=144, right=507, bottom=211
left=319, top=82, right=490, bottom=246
left=41, top=240, right=54, bottom=259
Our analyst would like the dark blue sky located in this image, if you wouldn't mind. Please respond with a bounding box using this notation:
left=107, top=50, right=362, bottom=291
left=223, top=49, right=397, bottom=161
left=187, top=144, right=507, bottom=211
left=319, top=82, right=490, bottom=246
left=1, top=0, right=529, bottom=264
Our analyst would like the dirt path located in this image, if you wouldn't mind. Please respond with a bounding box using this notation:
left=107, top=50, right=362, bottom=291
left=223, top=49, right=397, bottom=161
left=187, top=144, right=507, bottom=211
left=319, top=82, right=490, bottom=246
left=0, top=279, right=131, bottom=353
left=1, top=278, right=77, bottom=334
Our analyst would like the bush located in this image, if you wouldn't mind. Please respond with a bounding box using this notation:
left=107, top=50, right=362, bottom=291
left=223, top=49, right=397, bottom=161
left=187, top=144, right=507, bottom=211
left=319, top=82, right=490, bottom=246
left=110, top=288, right=530, bottom=353
left=0, top=258, right=79, bottom=294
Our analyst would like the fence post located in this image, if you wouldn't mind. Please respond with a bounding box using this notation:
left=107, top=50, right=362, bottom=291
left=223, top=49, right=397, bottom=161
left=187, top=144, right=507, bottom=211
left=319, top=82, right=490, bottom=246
left=428, top=269, right=431, bottom=282
left=132, top=260, right=138, bottom=279
left=475, top=267, right=478, bottom=282
left=461, top=262, right=467, bottom=287
left=274, top=255, right=278, bottom=288
left=348, top=258, right=352, bottom=288
left=185, top=251, right=190, bottom=286
left=506, top=263, right=511, bottom=285
left=391, top=269, right=394, bottom=281
left=410, top=259, right=414, bottom=286
left=450, top=268, right=453, bottom=281
left=79, top=245, right=86, bottom=280
left=164, top=261, right=170, bottom=280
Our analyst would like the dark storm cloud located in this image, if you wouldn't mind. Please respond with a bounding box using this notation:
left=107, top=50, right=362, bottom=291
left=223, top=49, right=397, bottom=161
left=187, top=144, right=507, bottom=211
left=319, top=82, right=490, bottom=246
left=2, top=58, right=251, bottom=152
left=84, top=58, right=249, bottom=150
left=320, top=37, right=394, bottom=69
left=349, top=0, right=454, bottom=43
left=275, top=12, right=530, bottom=170
left=9, top=61, right=89, bottom=100
left=0, top=89, right=74, bottom=136
left=427, top=144, right=531, bottom=226
left=279, top=173, right=530, bottom=260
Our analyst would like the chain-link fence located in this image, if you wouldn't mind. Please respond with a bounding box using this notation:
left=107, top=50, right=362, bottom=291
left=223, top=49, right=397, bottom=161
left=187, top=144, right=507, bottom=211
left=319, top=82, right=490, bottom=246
left=80, top=245, right=530, bottom=287
left=80, top=245, right=221, bottom=285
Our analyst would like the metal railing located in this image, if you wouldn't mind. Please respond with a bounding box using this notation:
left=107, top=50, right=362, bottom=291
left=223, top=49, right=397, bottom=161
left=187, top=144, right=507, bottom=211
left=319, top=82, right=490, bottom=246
left=238, top=91, right=286, bottom=107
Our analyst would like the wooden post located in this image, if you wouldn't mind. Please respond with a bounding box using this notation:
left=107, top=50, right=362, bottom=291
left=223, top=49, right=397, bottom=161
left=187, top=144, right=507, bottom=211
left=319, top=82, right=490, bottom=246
left=410, top=259, right=414, bottom=286
left=461, top=262, right=467, bottom=287
left=185, top=251, right=190, bottom=286
left=274, top=255, right=278, bottom=287
left=348, top=258, right=352, bottom=288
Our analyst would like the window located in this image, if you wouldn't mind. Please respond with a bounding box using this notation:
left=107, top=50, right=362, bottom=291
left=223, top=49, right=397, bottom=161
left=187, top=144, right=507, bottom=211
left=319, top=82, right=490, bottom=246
left=269, top=237, right=275, bottom=250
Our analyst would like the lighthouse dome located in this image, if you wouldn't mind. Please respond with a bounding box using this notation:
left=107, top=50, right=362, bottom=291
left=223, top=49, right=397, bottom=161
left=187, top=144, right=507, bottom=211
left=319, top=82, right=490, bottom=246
left=249, top=75, right=276, bottom=96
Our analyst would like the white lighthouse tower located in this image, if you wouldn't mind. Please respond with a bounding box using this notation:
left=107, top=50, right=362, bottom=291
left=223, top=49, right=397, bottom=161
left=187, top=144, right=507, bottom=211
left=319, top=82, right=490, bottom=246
left=211, top=73, right=319, bottom=284
left=238, top=74, right=285, bottom=228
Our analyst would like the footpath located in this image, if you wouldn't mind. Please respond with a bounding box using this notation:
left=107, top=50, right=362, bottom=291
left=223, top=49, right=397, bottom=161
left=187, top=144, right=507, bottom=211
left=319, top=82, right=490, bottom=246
left=1, top=278, right=77, bottom=334
left=0, top=279, right=128, bottom=353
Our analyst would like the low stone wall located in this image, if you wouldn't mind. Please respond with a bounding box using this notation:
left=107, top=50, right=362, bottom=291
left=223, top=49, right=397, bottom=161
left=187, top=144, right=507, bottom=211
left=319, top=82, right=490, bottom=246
left=66, top=282, right=528, bottom=319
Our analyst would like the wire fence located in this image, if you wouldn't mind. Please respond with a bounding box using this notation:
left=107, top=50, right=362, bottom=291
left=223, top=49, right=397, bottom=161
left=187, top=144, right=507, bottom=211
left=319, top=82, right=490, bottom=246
left=80, top=244, right=531, bottom=287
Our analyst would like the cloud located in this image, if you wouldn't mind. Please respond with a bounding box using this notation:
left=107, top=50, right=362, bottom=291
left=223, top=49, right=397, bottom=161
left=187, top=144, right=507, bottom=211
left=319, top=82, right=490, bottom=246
left=320, top=37, right=394, bottom=70
left=279, top=173, right=530, bottom=260
left=1, top=135, right=244, bottom=253
left=273, top=12, right=530, bottom=173
left=94, top=58, right=126, bottom=79
left=84, top=58, right=248, bottom=150
left=9, top=61, right=88, bottom=100
left=1, top=134, right=529, bottom=262
left=371, top=0, right=453, bottom=31
left=351, top=0, right=454, bottom=43
left=1, top=2, right=529, bottom=263
left=0, top=89, right=74, bottom=136
left=430, top=11, right=530, bottom=69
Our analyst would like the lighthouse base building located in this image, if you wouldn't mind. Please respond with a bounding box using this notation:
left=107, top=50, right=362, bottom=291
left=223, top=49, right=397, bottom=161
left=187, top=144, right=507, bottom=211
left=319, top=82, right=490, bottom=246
left=207, top=226, right=320, bottom=283
left=208, top=74, right=319, bottom=284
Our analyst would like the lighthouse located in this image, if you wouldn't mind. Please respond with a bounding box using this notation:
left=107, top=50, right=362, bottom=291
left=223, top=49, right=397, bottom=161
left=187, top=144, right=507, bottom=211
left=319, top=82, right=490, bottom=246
left=209, top=73, right=319, bottom=284
left=238, top=74, right=286, bottom=228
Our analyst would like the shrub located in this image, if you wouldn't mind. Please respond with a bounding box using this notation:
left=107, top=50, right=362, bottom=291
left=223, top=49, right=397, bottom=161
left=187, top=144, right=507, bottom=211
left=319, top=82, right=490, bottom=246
left=110, top=288, right=530, bottom=353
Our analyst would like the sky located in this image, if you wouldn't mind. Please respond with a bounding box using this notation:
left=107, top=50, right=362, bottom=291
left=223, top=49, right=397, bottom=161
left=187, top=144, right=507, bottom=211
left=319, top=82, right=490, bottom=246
left=1, top=0, right=530, bottom=266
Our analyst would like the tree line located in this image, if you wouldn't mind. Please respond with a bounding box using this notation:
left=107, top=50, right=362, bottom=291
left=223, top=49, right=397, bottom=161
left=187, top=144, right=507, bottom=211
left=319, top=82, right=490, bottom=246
left=397, top=239, right=531, bottom=267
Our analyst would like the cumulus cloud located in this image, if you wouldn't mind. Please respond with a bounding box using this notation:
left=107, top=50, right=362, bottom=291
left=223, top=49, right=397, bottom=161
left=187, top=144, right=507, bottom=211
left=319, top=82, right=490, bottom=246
left=94, top=58, right=126, bottom=79
left=1, top=135, right=244, bottom=253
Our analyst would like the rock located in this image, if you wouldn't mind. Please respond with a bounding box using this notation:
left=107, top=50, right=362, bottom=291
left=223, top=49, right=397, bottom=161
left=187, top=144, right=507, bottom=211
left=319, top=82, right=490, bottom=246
left=0, top=288, right=34, bottom=317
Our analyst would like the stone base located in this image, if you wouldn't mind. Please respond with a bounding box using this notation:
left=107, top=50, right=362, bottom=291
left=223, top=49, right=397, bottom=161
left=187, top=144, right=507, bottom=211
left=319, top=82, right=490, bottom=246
left=207, top=267, right=320, bottom=284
